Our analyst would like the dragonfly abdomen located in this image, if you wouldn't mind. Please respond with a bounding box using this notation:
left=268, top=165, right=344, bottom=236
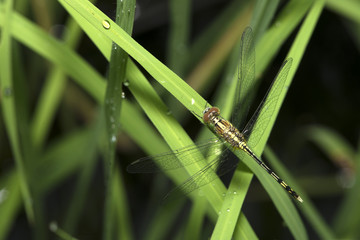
left=243, top=145, right=303, bottom=202
left=215, top=119, right=247, bottom=148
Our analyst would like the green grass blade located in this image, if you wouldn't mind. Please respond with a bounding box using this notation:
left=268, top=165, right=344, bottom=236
left=256, top=0, right=313, bottom=75
left=167, top=0, right=190, bottom=75
left=103, top=1, right=135, bottom=239
left=0, top=0, right=34, bottom=223
left=211, top=162, right=253, bottom=239
left=304, top=126, right=356, bottom=168
left=30, top=4, right=95, bottom=148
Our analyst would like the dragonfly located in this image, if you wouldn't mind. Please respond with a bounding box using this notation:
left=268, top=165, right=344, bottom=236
left=127, top=27, right=303, bottom=203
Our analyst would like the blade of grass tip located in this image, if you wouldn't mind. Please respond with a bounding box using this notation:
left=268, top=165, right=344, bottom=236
left=0, top=171, right=22, bottom=240
left=0, top=0, right=34, bottom=223
left=264, top=146, right=336, bottom=240
left=49, top=221, right=79, bottom=240
left=103, top=1, right=135, bottom=239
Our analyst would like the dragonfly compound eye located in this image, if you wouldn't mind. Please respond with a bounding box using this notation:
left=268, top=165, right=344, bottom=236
left=203, top=107, right=220, bottom=123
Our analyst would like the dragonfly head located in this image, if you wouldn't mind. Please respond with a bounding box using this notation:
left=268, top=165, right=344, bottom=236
left=202, top=107, right=220, bottom=124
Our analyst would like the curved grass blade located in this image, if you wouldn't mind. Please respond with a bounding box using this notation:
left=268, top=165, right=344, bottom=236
left=0, top=0, right=34, bottom=223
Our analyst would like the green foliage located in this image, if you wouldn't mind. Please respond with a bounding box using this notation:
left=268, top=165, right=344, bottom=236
left=0, top=0, right=359, bottom=239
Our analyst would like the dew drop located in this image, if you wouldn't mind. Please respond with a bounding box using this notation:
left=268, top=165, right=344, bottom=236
left=102, top=20, right=111, bottom=29
left=226, top=208, right=230, bottom=212
left=121, top=92, right=126, bottom=99
left=191, top=98, right=195, bottom=105
left=233, top=191, right=237, bottom=195
left=123, top=80, right=130, bottom=87
left=111, top=135, right=117, bottom=143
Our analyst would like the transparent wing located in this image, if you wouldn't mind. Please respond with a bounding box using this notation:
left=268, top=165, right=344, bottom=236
left=164, top=146, right=237, bottom=199
left=127, top=138, right=224, bottom=173
left=232, top=27, right=256, bottom=129
left=242, top=58, right=293, bottom=146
